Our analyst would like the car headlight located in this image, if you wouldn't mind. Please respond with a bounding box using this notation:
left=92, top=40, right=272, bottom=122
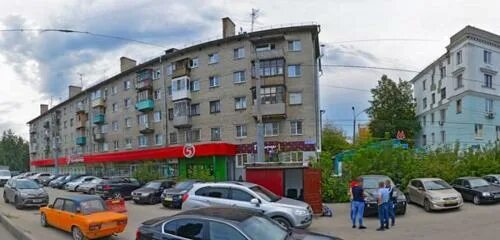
left=482, top=192, right=491, bottom=197
left=430, top=195, right=441, bottom=201
left=142, top=193, right=150, bottom=197
left=294, top=209, right=308, bottom=216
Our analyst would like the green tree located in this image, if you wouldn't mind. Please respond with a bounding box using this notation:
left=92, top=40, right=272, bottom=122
left=322, top=122, right=350, bottom=156
left=0, top=130, right=29, bottom=171
left=367, top=75, right=421, bottom=141
left=132, top=161, right=162, bottom=183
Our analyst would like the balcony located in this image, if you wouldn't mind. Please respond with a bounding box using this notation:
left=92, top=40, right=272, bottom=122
left=139, top=122, right=154, bottom=134
left=251, top=75, right=285, bottom=87
left=30, top=143, right=37, bottom=154
left=136, top=69, right=153, bottom=82
left=173, top=115, right=192, bottom=128
left=171, top=76, right=191, bottom=101
left=93, top=114, right=105, bottom=124
left=91, top=98, right=105, bottom=108
left=135, top=99, right=154, bottom=112
left=94, top=133, right=105, bottom=142
left=172, top=59, right=191, bottom=78
left=76, top=136, right=86, bottom=146
left=76, top=120, right=86, bottom=129
left=253, top=103, right=286, bottom=119
left=252, top=48, right=285, bottom=60
left=136, top=79, right=153, bottom=91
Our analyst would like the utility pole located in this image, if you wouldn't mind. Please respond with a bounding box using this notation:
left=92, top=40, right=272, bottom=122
left=251, top=8, right=259, bottom=32
left=352, top=106, right=356, bottom=145
left=255, top=48, right=265, bottom=163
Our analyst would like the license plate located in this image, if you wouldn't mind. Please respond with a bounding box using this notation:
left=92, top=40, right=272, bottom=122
left=445, top=200, right=456, bottom=204
left=164, top=197, right=173, bottom=201
left=32, top=199, right=42, bottom=203
left=133, top=196, right=140, bottom=200
left=102, top=222, right=117, bottom=229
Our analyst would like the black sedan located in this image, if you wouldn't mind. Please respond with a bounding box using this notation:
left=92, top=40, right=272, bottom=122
left=359, top=175, right=407, bottom=216
left=95, top=177, right=141, bottom=200
left=131, top=180, right=175, bottom=204
left=452, top=177, right=500, bottom=205
left=161, top=180, right=200, bottom=209
left=136, top=207, right=342, bottom=240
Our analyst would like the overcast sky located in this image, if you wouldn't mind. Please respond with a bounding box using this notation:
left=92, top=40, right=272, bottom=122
left=1, top=0, right=499, bottom=139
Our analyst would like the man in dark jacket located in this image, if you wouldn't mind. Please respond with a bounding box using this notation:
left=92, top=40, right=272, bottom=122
left=385, top=179, right=396, bottom=227
left=351, top=177, right=366, bottom=229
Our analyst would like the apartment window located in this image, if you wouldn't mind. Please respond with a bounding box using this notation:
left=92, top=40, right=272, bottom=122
left=138, top=135, right=148, bottom=147
left=257, top=59, right=284, bottom=77
left=169, top=133, right=177, bottom=144
left=287, top=64, right=302, bottom=77
left=235, top=125, right=247, bottom=138
left=70, top=118, right=74, bottom=127
left=235, top=97, right=247, bottom=110
left=422, top=134, right=427, bottom=146
left=422, top=116, right=426, bottom=126
left=211, top=127, right=221, bottom=141
left=431, top=113, right=435, bottom=124
left=190, top=79, right=200, bottom=92
left=208, top=53, right=219, bottom=64
left=112, top=121, right=119, bottom=131
left=456, top=74, right=463, bottom=88
left=423, top=98, right=427, bottom=109
left=209, top=100, right=221, bottom=113
left=439, top=66, right=446, bottom=79
left=112, top=103, right=118, bottom=112
left=125, top=118, right=132, bottom=128
left=190, top=129, right=201, bottom=142
left=167, top=86, right=172, bottom=95
left=64, top=121, right=67, bottom=128
left=168, top=108, right=174, bottom=120
left=497, top=126, right=500, bottom=140
left=255, top=43, right=275, bottom=52
left=124, top=80, right=131, bottom=90
left=290, top=120, right=303, bottom=135
left=431, top=133, right=435, bottom=145
left=456, top=50, right=462, bottom=65
left=440, top=131, right=446, bottom=144
left=124, top=98, right=131, bottom=108
left=154, top=111, right=161, bottom=122
left=153, top=70, right=161, bottom=80
left=113, top=140, right=119, bottom=151
left=431, top=93, right=436, bottom=104
left=423, top=80, right=426, bottom=90
left=484, top=50, right=492, bottom=64
left=190, top=58, right=199, bottom=68
left=103, top=143, right=109, bottom=152
left=166, top=64, right=174, bottom=76
left=255, top=86, right=285, bottom=104
left=485, top=99, right=494, bottom=113
left=484, top=74, right=493, bottom=88
left=155, top=134, right=163, bottom=145
left=233, top=71, right=246, bottom=83
left=440, top=88, right=446, bottom=100
left=264, top=122, right=279, bottom=137
left=125, top=138, right=132, bottom=149
left=475, top=124, right=484, bottom=138
left=154, top=89, right=161, bottom=100
left=288, top=40, right=301, bottom=51
left=235, top=154, right=249, bottom=168
left=234, top=47, right=245, bottom=59
left=440, top=109, right=446, bottom=123
left=456, top=99, right=462, bottom=114
left=289, top=92, right=303, bottom=105
left=190, top=103, right=200, bottom=116
left=111, top=86, right=118, bottom=95
left=209, top=76, right=220, bottom=88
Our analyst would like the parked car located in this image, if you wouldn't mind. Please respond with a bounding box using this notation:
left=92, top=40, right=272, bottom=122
left=10, top=171, right=21, bottom=177
left=29, top=172, right=54, bottom=184
left=48, top=175, right=70, bottom=188
left=77, top=178, right=105, bottom=195
left=132, top=180, right=175, bottom=204
left=0, top=169, right=12, bottom=187
left=182, top=182, right=313, bottom=229
left=452, top=177, right=500, bottom=205
left=64, top=176, right=99, bottom=192
left=161, top=180, right=200, bottom=209
left=359, top=175, right=407, bottom=216
left=39, top=174, right=65, bottom=186
left=407, top=178, right=463, bottom=212
left=136, top=207, right=342, bottom=240
left=51, top=174, right=87, bottom=189
left=3, top=179, right=49, bottom=209
left=95, top=177, right=141, bottom=199
left=40, top=195, right=128, bottom=240
left=15, top=172, right=36, bottom=179
left=483, top=174, right=500, bottom=185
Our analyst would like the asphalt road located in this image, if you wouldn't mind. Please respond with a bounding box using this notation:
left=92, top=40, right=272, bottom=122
left=2, top=187, right=500, bottom=240
left=0, top=222, right=17, bottom=240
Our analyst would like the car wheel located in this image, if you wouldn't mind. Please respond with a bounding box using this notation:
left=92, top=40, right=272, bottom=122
left=89, top=189, right=95, bottom=195
left=406, top=193, right=412, bottom=204
left=112, top=192, right=122, bottom=199
left=14, top=197, right=22, bottom=209
left=424, top=199, right=432, bottom=212
left=3, top=192, right=8, bottom=203
left=272, top=216, right=292, bottom=229
left=40, top=213, right=49, bottom=227
left=72, top=226, right=86, bottom=240
left=162, top=202, right=169, bottom=208
left=473, top=195, right=481, bottom=205
left=149, top=196, right=157, bottom=205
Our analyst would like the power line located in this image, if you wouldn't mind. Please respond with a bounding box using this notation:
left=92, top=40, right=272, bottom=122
left=329, top=38, right=441, bottom=44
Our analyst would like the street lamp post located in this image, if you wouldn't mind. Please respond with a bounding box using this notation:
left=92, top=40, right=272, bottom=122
left=352, top=107, right=356, bottom=145
left=319, top=110, right=326, bottom=152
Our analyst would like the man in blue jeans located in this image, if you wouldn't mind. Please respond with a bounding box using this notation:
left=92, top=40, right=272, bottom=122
left=385, top=179, right=396, bottom=227
left=351, top=177, right=366, bottom=229
left=376, top=181, right=390, bottom=231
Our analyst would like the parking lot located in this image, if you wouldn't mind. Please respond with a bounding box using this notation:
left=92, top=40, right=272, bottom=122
left=2, top=187, right=500, bottom=240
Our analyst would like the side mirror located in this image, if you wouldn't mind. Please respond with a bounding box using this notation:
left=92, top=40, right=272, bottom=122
left=250, top=198, right=260, bottom=206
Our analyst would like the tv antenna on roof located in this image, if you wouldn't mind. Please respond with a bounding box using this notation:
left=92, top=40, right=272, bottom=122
left=251, top=8, right=260, bottom=32
left=77, top=72, right=84, bottom=88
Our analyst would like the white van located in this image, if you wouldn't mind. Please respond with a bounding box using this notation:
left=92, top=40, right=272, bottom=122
left=0, top=169, right=12, bottom=187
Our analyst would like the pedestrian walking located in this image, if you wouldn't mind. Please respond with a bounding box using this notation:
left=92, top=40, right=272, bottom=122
left=348, top=179, right=358, bottom=222
left=351, top=177, right=366, bottom=229
left=376, top=181, right=390, bottom=231
left=385, top=179, right=396, bottom=226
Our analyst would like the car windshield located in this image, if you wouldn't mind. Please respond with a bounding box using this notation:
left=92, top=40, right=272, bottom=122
left=424, top=180, right=452, bottom=190
left=250, top=185, right=281, bottom=202
left=469, top=179, right=490, bottom=188
left=174, top=181, right=192, bottom=190
left=363, top=176, right=393, bottom=189
left=17, top=180, right=40, bottom=189
left=80, top=199, right=107, bottom=215
left=144, top=182, right=161, bottom=189
left=0, top=170, right=10, bottom=176
left=239, top=216, right=287, bottom=240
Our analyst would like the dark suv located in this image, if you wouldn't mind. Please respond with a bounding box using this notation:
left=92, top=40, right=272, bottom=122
left=96, top=177, right=141, bottom=199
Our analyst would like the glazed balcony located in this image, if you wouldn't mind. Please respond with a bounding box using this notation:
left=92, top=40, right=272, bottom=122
left=76, top=120, right=86, bottom=129
left=135, top=99, right=154, bottom=112
left=94, top=133, right=105, bottom=142
left=251, top=75, right=285, bottom=87
left=252, top=48, right=285, bottom=60
left=76, top=136, right=86, bottom=146
left=93, top=114, right=105, bottom=124
left=173, top=115, right=192, bottom=128
left=139, top=122, right=154, bottom=134
left=136, top=79, right=153, bottom=91
left=172, top=59, right=191, bottom=78
left=91, top=97, right=105, bottom=108
left=252, top=103, right=286, bottom=118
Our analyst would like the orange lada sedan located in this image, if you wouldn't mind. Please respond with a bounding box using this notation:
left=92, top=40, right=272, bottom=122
left=40, top=195, right=127, bottom=240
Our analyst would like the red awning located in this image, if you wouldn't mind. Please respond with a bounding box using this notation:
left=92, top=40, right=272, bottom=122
left=31, top=143, right=237, bottom=166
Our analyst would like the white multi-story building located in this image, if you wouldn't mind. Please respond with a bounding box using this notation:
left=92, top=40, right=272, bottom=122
left=411, top=26, right=500, bottom=149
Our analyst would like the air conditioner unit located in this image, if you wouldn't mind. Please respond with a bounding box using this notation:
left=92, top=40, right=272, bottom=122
left=485, top=112, right=495, bottom=119
left=438, top=121, right=444, bottom=126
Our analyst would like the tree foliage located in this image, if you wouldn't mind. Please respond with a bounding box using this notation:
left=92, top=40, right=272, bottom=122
left=0, top=130, right=29, bottom=171
left=321, top=122, right=350, bottom=156
left=367, top=75, right=420, bottom=140
left=132, top=161, right=162, bottom=183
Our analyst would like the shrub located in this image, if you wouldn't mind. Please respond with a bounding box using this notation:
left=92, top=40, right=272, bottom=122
left=132, top=161, right=162, bottom=184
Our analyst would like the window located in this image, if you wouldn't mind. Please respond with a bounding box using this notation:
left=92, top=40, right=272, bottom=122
left=125, top=118, right=132, bottom=128
left=112, top=103, right=118, bottom=112
left=289, top=92, right=303, bottom=105
left=233, top=47, right=245, bottom=59
left=235, top=125, right=247, bottom=138
left=456, top=74, right=463, bottom=88
left=103, top=143, right=109, bottom=152
left=423, top=98, right=427, bottom=109
left=190, top=129, right=201, bottom=142
left=113, top=140, right=119, bottom=150
left=209, top=76, right=220, bottom=88
left=155, top=134, right=163, bottom=145
left=168, top=108, right=174, bottom=120
left=290, top=120, right=303, bottom=135
left=167, top=86, right=172, bottom=95
left=432, top=93, right=436, bottom=104
left=233, top=71, right=245, bottom=83
left=235, top=154, right=249, bottom=168
left=287, top=64, right=301, bottom=77
left=431, top=132, right=435, bottom=145
left=264, top=122, right=279, bottom=136
left=209, top=221, right=246, bottom=240
left=422, top=116, right=426, bottom=126
left=208, top=53, right=219, bottom=64
left=62, top=200, right=76, bottom=213
left=153, top=69, right=161, bottom=80
left=485, top=99, right=494, bottom=113
left=124, top=98, right=131, bottom=108
left=497, top=126, right=500, bottom=140
left=138, top=135, right=148, bottom=147
left=64, top=121, right=67, bottom=128
left=289, top=151, right=304, bottom=162
left=475, top=124, right=484, bottom=138
left=190, top=103, right=200, bottom=116
left=256, top=59, right=284, bottom=77
left=440, top=66, right=446, bottom=79
left=53, top=199, right=64, bottom=210
left=440, top=131, right=445, bottom=144
left=209, top=100, right=220, bottom=113
left=440, top=88, right=446, bottom=100
left=154, top=111, right=161, bottom=122
left=423, top=80, right=426, bottom=90
left=154, top=89, right=161, bottom=100
left=125, top=138, right=132, bottom=149
left=70, top=118, right=74, bottom=127
left=112, top=121, right=119, bottom=131
left=123, top=80, right=131, bottom=90
left=255, top=43, right=275, bottom=52
left=431, top=113, right=435, bottom=124
left=169, top=132, right=177, bottom=144
left=484, top=50, right=492, bottom=64
left=484, top=74, right=493, bottom=88
left=166, top=64, right=174, bottom=76
left=456, top=99, right=462, bottom=114
left=288, top=40, right=301, bottom=51
left=456, top=50, right=462, bottom=64
left=175, top=219, right=206, bottom=240
left=111, top=86, right=118, bottom=95
left=255, top=86, right=285, bottom=104
left=234, top=97, right=247, bottom=110
left=190, top=79, right=200, bottom=92
left=440, top=109, right=446, bottom=123
left=190, top=58, right=199, bottom=68
left=211, top=127, right=221, bottom=141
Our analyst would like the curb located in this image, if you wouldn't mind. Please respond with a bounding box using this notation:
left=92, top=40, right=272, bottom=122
left=0, top=211, right=35, bottom=240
